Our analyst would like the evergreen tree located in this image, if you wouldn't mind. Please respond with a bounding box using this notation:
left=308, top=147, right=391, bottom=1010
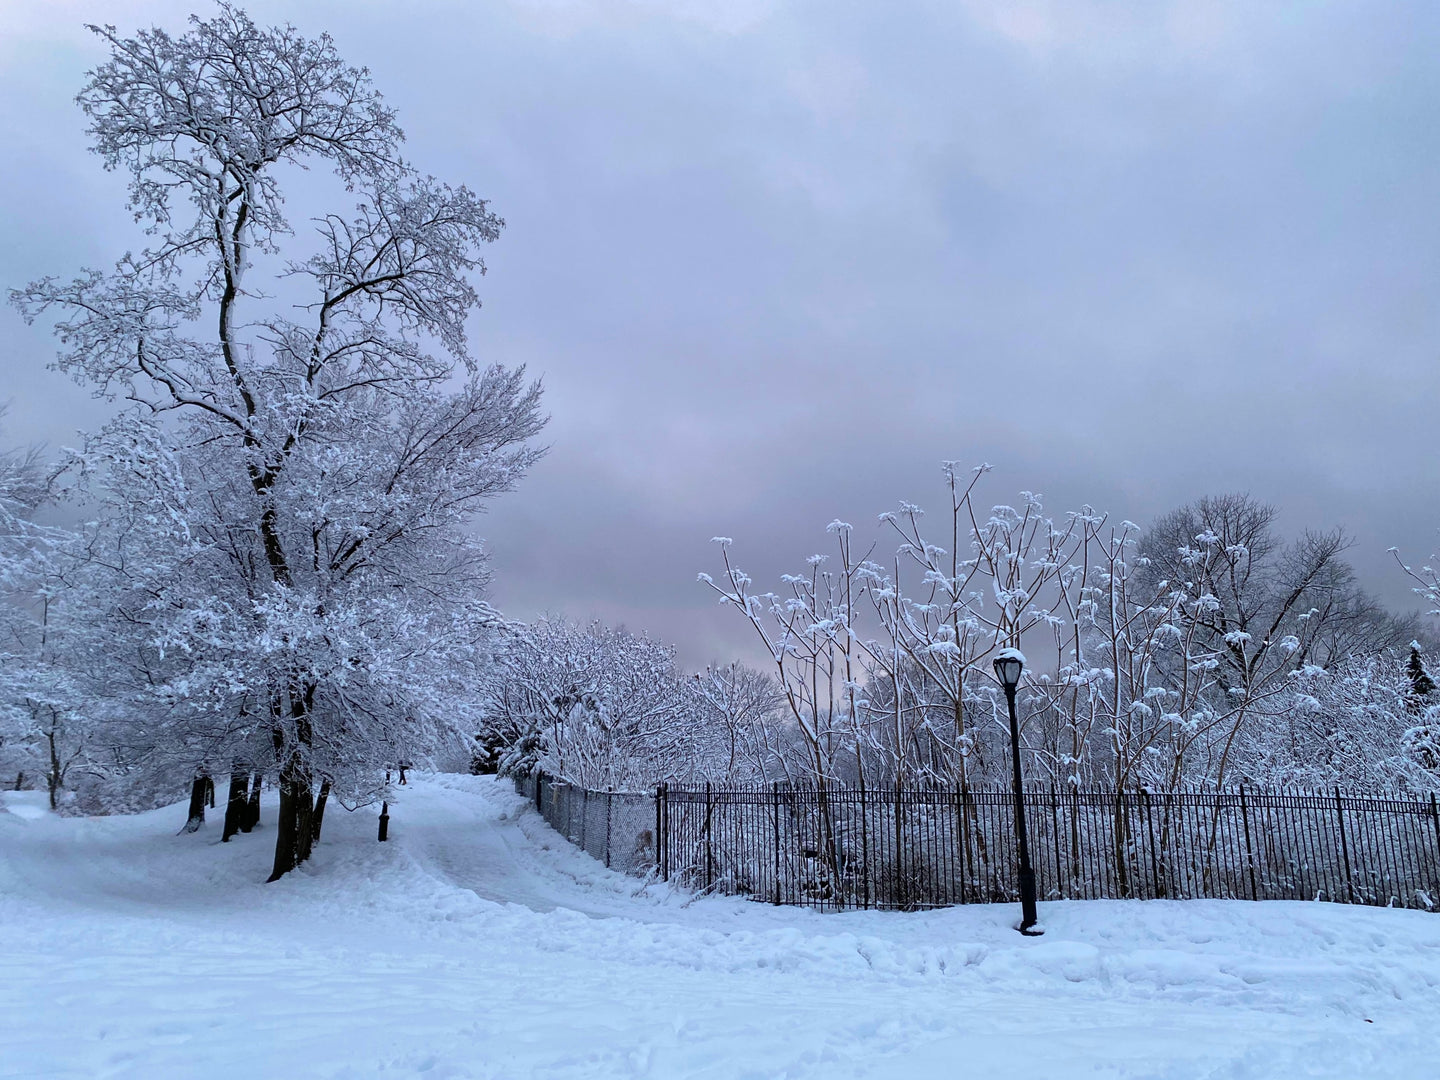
left=1406, top=643, right=1435, bottom=704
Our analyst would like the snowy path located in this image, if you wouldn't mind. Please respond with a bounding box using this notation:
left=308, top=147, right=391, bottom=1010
left=2, top=775, right=1438, bottom=1079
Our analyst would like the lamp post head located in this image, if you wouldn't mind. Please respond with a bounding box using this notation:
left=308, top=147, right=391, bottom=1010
left=993, top=647, right=1026, bottom=692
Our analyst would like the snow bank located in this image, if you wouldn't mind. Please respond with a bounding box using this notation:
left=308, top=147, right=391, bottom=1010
left=0, top=790, right=50, bottom=820
left=1, top=774, right=1436, bottom=1078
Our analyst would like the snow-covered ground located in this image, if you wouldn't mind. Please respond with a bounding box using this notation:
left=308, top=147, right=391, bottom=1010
left=2, top=775, right=1437, bottom=1079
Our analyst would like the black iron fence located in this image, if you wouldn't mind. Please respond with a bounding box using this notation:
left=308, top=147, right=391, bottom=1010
left=518, top=774, right=1440, bottom=912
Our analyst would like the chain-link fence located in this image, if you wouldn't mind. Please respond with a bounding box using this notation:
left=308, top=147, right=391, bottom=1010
left=514, top=771, right=658, bottom=875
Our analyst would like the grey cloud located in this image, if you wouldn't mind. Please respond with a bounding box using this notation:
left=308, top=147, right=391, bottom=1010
left=3, top=0, right=1437, bottom=667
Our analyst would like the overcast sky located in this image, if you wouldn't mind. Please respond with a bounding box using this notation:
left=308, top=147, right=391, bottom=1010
left=3, top=0, right=1438, bottom=665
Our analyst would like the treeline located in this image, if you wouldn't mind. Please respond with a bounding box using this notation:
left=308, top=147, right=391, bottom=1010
left=479, top=471, right=1440, bottom=797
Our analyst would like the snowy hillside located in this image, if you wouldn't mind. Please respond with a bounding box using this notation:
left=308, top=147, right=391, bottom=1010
left=2, top=775, right=1437, bottom=1079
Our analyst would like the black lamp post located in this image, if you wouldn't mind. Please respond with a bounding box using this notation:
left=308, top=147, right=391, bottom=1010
left=994, top=648, right=1041, bottom=935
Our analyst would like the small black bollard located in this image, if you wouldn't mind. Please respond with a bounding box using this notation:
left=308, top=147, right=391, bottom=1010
left=378, top=800, right=390, bottom=842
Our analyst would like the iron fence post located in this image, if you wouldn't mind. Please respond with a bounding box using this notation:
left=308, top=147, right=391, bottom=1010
left=1050, top=783, right=1063, bottom=902
left=655, top=782, right=669, bottom=881
left=772, top=781, right=781, bottom=905
left=1429, top=792, right=1440, bottom=905
left=894, top=780, right=905, bottom=910
left=704, top=781, right=714, bottom=890
left=1335, top=787, right=1355, bottom=903
left=954, top=781, right=966, bottom=905
left=1143, top=788, right=1160, bottom=900
left=1239, top=785, right=1258, bottom=901
left=1117, top=788, right=1130, bottom=898
left=860, top=780, right=871, bottom=909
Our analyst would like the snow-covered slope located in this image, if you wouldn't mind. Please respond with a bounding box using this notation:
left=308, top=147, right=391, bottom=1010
left=1, top=775, right=1436, bottom=1079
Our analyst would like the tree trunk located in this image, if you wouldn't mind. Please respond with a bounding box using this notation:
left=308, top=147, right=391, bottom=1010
left=268, top=753, right=312, bottom=881
left=181, top=772, right=208, bottom=833
left=222, top=767, right=249, bottom=841
left=206, top=776, right=216, bottom=808
left=269, top=762, right=298, bottom=880
left=243, top=773, right=261, bottom=831
left=268, top=691, right=316, bottom=881
left=294, top=778, right=316, bottom=865
left=47, top=726, right=61, bottom=810
left=311, top=779, right=332, bottom=846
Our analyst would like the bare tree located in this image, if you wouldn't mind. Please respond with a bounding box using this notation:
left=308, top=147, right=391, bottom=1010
left=691, top=662, right=783, bottom=782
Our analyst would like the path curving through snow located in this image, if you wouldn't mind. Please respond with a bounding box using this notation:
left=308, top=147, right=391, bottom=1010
left=1, top=774, right=1437, bottom=1078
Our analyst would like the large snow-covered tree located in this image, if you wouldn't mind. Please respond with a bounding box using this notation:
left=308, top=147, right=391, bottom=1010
left=12, top=6, right=545, bottom=877
left=483, top=618, right=710, bottom=790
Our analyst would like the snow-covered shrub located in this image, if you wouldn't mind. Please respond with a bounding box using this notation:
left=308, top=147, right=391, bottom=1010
left=1233, top=656, right=1439, bottom=793
left=1403, top=706, right=1440, bottom=775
